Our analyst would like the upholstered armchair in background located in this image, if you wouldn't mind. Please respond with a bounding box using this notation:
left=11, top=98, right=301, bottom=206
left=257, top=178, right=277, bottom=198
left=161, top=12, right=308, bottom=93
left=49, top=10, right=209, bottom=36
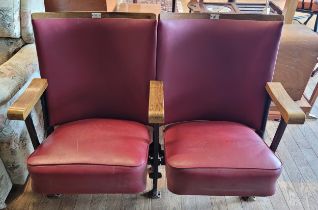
left=0, top=0, right=45, bottom=208
left=44, top=0, right=107, bottom=11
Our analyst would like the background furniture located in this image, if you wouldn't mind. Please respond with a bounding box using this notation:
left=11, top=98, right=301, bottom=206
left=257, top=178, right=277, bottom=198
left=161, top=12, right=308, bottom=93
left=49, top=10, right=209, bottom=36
left=272, top=0, right=318, bottom=117
left=296, top=0, right=318, bottom=31
left=283, top=0, right=300, bottom=23
left=184, top=0, right=317, bottom=116
left=44, top=0, right=107, bottom=11
left=272, top=24, right=318, bottom=116
left=188, top=0, right=283, bottom=17
left=273, top=24, right=318, bottom=98
left=44, top=0, right=117, bottom=14
left=0, top=0, right=45, bottom=208
left=0, top=159, right=11, bottom=209
left=115, top=3, right=161, bottom=16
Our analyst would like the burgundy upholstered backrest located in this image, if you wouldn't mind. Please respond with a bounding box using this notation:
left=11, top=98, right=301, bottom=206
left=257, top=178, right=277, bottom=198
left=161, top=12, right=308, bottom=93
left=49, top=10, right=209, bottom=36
left=157, top=18, right=283, bottom=130
left=33, top=14, right=156, bottom=126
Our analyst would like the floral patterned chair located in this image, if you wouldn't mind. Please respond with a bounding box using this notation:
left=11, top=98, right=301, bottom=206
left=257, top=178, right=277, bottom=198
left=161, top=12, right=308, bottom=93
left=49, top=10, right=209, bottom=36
left=0, top=0, right=45, bottom=208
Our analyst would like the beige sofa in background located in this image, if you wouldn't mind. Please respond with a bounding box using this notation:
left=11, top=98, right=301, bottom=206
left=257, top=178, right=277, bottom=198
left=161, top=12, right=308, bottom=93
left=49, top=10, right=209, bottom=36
left=0, top=0, right=45, bottom=208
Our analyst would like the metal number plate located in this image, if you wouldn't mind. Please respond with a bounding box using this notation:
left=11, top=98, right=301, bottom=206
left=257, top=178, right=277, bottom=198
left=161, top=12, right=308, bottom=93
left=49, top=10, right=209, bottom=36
left=210, top=14, right=220, bottom=20
left=92, top=13, right=102, bottom=18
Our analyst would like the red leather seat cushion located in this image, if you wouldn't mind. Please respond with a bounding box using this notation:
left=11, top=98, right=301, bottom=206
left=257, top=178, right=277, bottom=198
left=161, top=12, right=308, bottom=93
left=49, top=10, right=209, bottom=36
left=28, top=119, right=150, bottom=194
left=164, top=121, right=282, bottom=196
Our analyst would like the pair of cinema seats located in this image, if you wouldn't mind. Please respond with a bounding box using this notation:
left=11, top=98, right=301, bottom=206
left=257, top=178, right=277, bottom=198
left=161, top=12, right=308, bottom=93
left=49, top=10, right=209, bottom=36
left=7, top=12, right=305, bottom=200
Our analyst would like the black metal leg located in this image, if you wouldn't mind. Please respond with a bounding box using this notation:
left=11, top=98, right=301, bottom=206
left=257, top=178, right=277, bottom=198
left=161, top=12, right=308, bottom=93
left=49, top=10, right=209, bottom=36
left=148, top=142, right=154, bottom=164
left=47, top=194, right=63, bottom=198
left=25, top=115, right=40, bottom=149
left=172, top=0, right=176, bottom=12
left=304, top=14, right=313, bottom=25
left=312, top=65, right=318, bottom=77
left=314, top=15, right=318, bottom=32
left=270, top=120, right=287, bottom=152
left=241, top=196, right=256, bottom=201
left=148, top=124, right=161, bottom=199
left=148, top=136, right=164, bottom=164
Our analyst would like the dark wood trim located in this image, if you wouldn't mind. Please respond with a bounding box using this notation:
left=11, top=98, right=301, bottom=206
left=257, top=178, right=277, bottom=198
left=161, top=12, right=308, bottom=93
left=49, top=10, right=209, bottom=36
left=159, top=12, right=283, bottom=21
left=44, top=0, right=107, bottom=12
left=32, top=12, right=156, bottom=20
left=269, top=1, right=283, bottom=15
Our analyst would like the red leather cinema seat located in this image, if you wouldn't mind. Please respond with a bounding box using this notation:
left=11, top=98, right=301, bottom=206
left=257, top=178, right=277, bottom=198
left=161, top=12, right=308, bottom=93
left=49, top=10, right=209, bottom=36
left=164, top=121, right=281, bottom=196
left=157, top=18, right=283, bottom=196
left=28, top=13, right=156, bottom=194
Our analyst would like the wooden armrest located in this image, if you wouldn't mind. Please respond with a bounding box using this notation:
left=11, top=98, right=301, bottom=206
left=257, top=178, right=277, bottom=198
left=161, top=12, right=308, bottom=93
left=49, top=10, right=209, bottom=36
left=149, top=80, right=164, bottom=124
left=266, top=82, right=305, bottom=124
left=7, top=78, right=48, bottom=120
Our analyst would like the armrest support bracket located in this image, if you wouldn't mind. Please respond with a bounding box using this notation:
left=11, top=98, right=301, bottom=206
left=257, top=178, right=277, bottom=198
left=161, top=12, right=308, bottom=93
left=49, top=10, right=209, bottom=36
left=25, top=115, right=40, bottom=149
left=147, top=80, right=164, bottom=199
left=270, top=120, right=287, bottom=152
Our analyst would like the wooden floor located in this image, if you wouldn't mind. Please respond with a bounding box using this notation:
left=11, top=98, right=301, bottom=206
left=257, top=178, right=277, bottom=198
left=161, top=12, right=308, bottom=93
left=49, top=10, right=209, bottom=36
left=5, top=73, right=318, bottom=210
